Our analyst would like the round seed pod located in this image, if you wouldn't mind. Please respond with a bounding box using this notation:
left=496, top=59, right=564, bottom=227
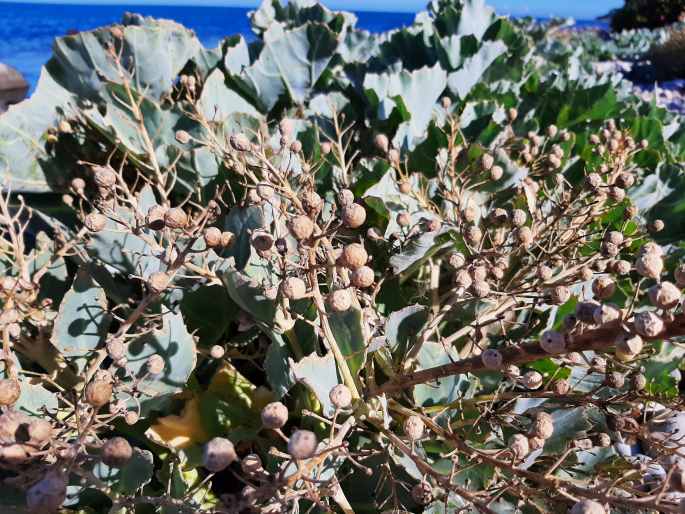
left=251, top=231, right=274, bottom=251
left=288, top=429, right=317, bottom=460
left=338, top=189, right=354, bottom=207
left=0, top=379, right=20, bottom=406
left=471, top=280, right=491, bottom=298
left=553, top=379, right=570, bottom=395
left=480, top=153, right=494, bottom=171
left=164, top=208, right=188, bottom=230
left=146, top=354, right=165, bottom=375
left=634, top=311, right=664, bottom=338
left=230, top=133, right=251, bottom=152
left=351, top=266, right=374, bottom=289
left=221, top=231, right=235, bottom=248
left=398, top=180, right=411, bottom=194
left=143, top=205, right=166, bottom=230
left=261, top=402, right=288, bottom=429
left=605, top=371, right=625, bottom=389
left=507, top=108, right=518, bottom=122
left=516, top=226, right=533, bottom=246
left=411, top=481, right=433, bottom=505
left=648, top=281, right=681, bottom=309
left=374, top=133, right=389, bottom=154
left=329, top=384, right=352, bottom=409
left=613, top=260, right=631, bottom=275
left=148, top=272, right=171, bottom=294
left=465, top=225, right=482, bottom=244
left=448, top=252, right=466, bottom=269
left=279, top=118, right=294, bottom=138
left=462, top=205, right=479, bottom=223
left=27, top=419, right=52, bottom=445
left=425, top=218, right=443, bottom=233
left=528, top=436, right=546, bottom=451
left=26, top=470, right=67, bottom=513
left=636, top=252, right=663, bottom=279
left=281, top=277, right=307, bottom=300
left=632, top=373, right=647, bottom=391
left=481, top=349, right=503, bottom=370
left=388, top=148, right=400, bottom=167
left=441, top=96, right=452, bottom=109
left=522, top=371, right=543, bottom=390
left=210, top=345, right=225, bottom=359
left=321, top=141, right=332, bottom=155
left=592, top=276, right=615, bottom=300
left=241, top=454, right=263, bottom=477
left=537, top=265, right=553, bottom=281
left=341, top=244, right=368, bottom=270
left=596, top=433, right=611, bottom=448
left=455, top=269, right=472, bottom=289
left=530, top=412, right=554, bottom=439
left=302, top=191, right=323, bottom=215
left=570, top=500, right=606, bottom=514
left=175, top=130, right=190, bottom=144
left=342, top=204, right=366, bottom=229
left=102, top=437, right=133, bottom=468
left=203, top=227, right=222, bottom=248
left=547, top=125, right=558, bottom=138
left=329, top=289, right=352, bottom=312
left=585, top=173, right=602, bottom=189
left=397, top=212, right=411, bottom=227
left=509, top=433, right=530, bottom=460
left=124, top=411, right=139, bottom=425
left=85, top=380, right=112, bottom=408
left=601, top=242, right=619, bottom=257
left=290, top=140, right=302, bottom=153
left=549, top=285, right=571, bottom=305
left=511, top=209, right=527, bottom=227
left=289, top=215, right=314, bottom=241
left=71, top=177, right=86, bottom=193
left=642, top=242, right=664, bottom=256
left=202, top=437, right=237, bottom=472
left=84, top=212, right=107, bottom=232
left=404, top=415, right=425, bottom=441
left=540, top=330, right=566, bottom=354
left=593, top=304, right=621, bottom=325
left=504, top=364, right=520, bottom=378
left=94, top=166, right=116, bottom=189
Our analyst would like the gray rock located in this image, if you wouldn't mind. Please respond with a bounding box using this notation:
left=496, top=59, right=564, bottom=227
left=0, top=63, right=29, bottom=114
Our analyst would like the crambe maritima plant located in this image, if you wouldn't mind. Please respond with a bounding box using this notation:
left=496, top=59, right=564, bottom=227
left=1, top=1, right=685, bottom=513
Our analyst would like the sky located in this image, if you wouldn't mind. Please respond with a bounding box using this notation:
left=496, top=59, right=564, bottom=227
left=0, top=0, right=626, bottom=19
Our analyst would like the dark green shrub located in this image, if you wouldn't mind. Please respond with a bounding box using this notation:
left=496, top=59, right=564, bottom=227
left=610, top=0, right=685, bottom=31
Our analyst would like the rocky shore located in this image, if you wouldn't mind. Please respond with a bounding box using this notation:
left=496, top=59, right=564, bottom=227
left=0, top=63, right=29, bottom=115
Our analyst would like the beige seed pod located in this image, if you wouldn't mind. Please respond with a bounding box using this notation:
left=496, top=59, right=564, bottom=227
left=471, top=280, right=491, bottom=298
left=585, top=172, right=602, bottom=189
left=465, top=225, right=482, bottom=244
left=338, top=189, right=354, bottom=207
left=261, top=401, right=288, bottom=429
left=632, top=373, right=647, bottom=391
left=146, top=354, right=165, bottom=375
left=210, top=345, right=225, bottom=359
left=528, top=436, right=546, bottom=451
left=516, top=226, right=533, bottom=246
left=84, top=212, right=107, bottom=232
left=511, top=209, right=527, bottom=227
left=351, top=266, right=374, bottom=289
left=404, top=415, right=425, bottom=441
left=221, top=231, right=235, bottom=248
left=448, top=252, right=466, bottom=269
left=329, top=289, right=352, bottom=312
left=279, top=118, right=294, bottom=137
left=605, top=371, right=625, bottom=389
left=596, top=433, right=611, bottom=448
left=547, top=124, right=558, bottom=138
left=203, top=437, right=237, bottom=472
left=635, top=252, right=663, bottom=279
left=164, top=207, right=188, bottom=230
left=570, top=500, right=606, bottom=514
left=289, top=215, right=314, bottom=240
left=281, top=277, right=307, bottom=300
left=0, top=379, right=20, bottom=406
left=455, top=269, right=472, bottom=289
left=288, top=429, right=317, bottom=460
left=613, top=259, right=631, bottom=275
left=398, top=180, right=412, bottom=194
left=374, top=133, right=389, bottom=154
left=302, top=191, right=323, bottom=215
left=549, top=285, right=571, bottom=305
left=27, top=419, right=53, bottom=444
left=648, top=281, right=681, bottom=309
left=530, top=412, right=554, bottom=439
left=388, top=148, right=400, bottom=166
left=553, top=379, right=570, bottom=395
left=71, top=177, right=86, bottom=193
left=592, top=276, right=615, bottom=300
left=230, top=133, right=251, bottom=152
left=320, top=141, right=332, bottom=155
left=241, top=454, right=264, bottom=477
left=85, top=380, right=113, bottom=408
left=504, top=364, right=520, bottom=378
left=507, top=107, right=518, bottom=122
left=102, top=437, right=133, bottom=468
left=289, top=140, right=302, bottom=153
left=175, top=130, right=191, bottom=144
left=342, top=204, right=367, bottom=229
left=540, top=330, right=565, bottom=354
left=148, top=272, right=171, bottom=294
left=633, top=311, right=664, bottom=338
left=203, top=227, right=222, bottom=248
left=462, top=205, right=479, bottom=223
left=509, top=433, right=529, bottom=460
left=93, top=166, right=116, bottom=189
left=329, top=384, right=352, bottom=409
left=146, top=205, right=167, bottom=230
left=480, top=153, right=494, bottom=171
left=341, top=244, right=368, bottom=270
left=481, top=349, right=503, bottom=370
left=396, top=212, right=410, bottom=227
left=593, top=304, right=621, bottom=325
left=522, top=370, right=543, bottom=390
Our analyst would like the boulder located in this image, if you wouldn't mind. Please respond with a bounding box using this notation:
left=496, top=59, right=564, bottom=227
left=0, top=63, right=29, bottom=114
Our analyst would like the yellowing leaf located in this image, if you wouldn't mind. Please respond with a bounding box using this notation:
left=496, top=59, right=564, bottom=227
left=146, top=397, right=209, bottom=450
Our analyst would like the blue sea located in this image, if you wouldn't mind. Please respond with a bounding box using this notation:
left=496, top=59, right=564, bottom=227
left=0, top=2, right=607, bottom=92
